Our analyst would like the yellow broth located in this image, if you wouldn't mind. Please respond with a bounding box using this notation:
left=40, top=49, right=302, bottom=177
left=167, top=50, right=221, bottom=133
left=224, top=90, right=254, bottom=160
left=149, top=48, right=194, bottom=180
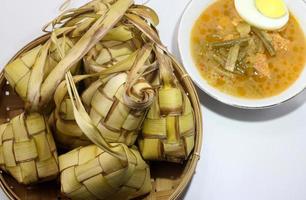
left=191, top=0, right=306, bottom=99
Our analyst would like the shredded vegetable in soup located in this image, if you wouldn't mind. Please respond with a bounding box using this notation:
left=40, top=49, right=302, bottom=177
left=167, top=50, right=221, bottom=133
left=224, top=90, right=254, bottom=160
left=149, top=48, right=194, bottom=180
left=191, top=0, right=306, bottom=99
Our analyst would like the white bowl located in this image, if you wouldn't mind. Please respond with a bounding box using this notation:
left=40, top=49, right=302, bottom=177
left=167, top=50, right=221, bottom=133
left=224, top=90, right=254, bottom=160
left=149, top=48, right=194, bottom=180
left=178, top=0, right=306, bottom=109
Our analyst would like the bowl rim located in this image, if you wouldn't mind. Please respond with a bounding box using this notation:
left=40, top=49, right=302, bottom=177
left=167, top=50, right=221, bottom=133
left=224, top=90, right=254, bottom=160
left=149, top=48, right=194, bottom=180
left=178, top=0, right=306, bottom=109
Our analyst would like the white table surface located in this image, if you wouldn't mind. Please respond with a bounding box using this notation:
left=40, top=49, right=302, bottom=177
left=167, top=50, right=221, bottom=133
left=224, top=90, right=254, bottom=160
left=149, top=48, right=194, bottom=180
left=1, top=0, right=306, bottom=200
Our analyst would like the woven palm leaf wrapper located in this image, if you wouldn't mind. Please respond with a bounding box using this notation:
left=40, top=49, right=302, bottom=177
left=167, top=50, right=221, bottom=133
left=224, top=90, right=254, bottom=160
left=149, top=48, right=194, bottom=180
left=44, top=0, right=118, bottom=39
left=48, top=58, right=127, bottom=149
left=121, top=8, right=196, bottom=163
left=83, top=25, right=138, bottom=74
left=4, top=0, right=133, bottom=112
left=81, top=44, right=156, bottom=146
left=83, top=4, right=159, bottom=79
left=0, top=113, right=59, bottom=185
left=4, top=29, right=80, bottom=112
left=138, top=48, right=195, bottom=163
left=49, top=44, right=153, bottom=149
left=49, top=79, right=92, bottom=150
left=59, top=72, right=152, bottom=200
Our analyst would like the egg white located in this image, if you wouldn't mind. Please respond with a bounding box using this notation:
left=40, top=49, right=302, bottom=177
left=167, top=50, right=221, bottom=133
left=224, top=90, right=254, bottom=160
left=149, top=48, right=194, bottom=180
left=234, top=0, right=289, bottom=30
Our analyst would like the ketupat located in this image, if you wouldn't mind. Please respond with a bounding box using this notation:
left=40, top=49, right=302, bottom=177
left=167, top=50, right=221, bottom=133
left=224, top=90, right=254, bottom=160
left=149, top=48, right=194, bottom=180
left=82, top=5, right=160, bottom=77
left=81, top=44, right=155, bottom=146
left=138, top=47, right=195, bottom=163
left=50, top=71, right=108, bottom=150
left=83, top=25, right=138, bottom=74
left=50, top=44, right=153, bottom=149
left=50, top=80, right=92, bottom=149
left=58, top=72, right=152, bottom=200
left=4, top=29, right=80, bottom=112
left=0, top=113, right=59, bottom=185
left=82, top=73, right=151, bottom=146
left=59, top=144, right=151, bottom=200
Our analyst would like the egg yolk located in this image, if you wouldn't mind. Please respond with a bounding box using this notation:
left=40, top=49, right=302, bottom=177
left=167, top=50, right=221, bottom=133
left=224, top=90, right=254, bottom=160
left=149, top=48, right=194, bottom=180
left=255, top=0, right=287, bottom=18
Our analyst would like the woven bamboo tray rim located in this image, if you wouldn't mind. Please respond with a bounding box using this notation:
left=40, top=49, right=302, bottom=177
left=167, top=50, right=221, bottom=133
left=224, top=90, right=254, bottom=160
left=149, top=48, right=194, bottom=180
left=0, top=34, right=203, bottom=200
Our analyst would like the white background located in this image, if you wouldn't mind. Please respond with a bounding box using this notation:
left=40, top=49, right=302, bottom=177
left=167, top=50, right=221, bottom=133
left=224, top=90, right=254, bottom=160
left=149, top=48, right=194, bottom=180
left=1, top=0, right=306, bottom=200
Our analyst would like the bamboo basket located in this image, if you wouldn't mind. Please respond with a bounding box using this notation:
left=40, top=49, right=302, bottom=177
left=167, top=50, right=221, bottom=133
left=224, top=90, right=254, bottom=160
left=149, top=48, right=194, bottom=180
left=0, top=34, right=202, bottom=200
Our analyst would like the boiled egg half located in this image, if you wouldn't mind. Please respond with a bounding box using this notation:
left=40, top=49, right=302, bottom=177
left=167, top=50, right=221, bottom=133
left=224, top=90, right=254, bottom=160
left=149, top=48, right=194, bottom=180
left=234, top=0, right=289, bottom=30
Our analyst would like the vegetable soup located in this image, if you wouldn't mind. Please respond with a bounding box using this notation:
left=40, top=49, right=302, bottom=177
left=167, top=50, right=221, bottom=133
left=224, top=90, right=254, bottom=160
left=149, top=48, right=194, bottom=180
left=191, top=0, right=306, bottom=98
